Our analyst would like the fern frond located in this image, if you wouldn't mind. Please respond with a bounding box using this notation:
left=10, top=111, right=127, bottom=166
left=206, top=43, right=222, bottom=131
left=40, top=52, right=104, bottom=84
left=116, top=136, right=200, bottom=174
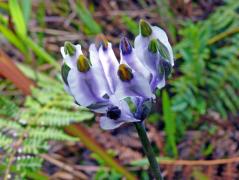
left=0, top=66, right=94, bottom=177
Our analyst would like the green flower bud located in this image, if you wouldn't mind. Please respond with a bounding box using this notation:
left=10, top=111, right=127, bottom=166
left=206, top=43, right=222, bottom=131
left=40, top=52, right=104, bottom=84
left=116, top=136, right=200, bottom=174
left=64, top=41, right=76, bottom=56
left=158, top=40, right=170, bottom=60
left=161, top=60, right=172, bottom=78
left=148, top=39, right=159, bottom=53
left=61, top=63, right=71, bottom=85
left=77, top=55, right=91, bottom=73
left=118, top=64, right=134, bottom=82
left=139, top=19, right=152, bottom=37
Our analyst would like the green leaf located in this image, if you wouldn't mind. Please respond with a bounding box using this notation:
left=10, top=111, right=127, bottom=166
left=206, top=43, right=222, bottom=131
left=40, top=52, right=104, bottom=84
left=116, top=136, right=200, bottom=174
left=9, top=0, right=26, bottom=36
left=75, top=0, right=101, bottom=35
left=0, top=24, right=27, bottom=54
left=18, top=35, right=59, bottom=69
left=162, top=90, right=178, bottom=157
left=121, top=15, right=138, bottom=35
left=21, top=0, right=32, bottom=25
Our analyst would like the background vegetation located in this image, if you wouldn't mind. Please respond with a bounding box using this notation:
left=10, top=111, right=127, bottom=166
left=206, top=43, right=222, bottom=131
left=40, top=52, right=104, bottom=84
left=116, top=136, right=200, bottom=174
left=0, top=0, right=239, bottom=179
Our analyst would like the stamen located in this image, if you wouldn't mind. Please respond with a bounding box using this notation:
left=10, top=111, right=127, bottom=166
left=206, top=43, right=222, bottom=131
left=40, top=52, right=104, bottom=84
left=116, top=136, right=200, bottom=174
left=95, top=34, right=108, bottom=50
left=118, top=64, right=133, bottom=81
left=120, top=37, right=132, bottom=55
left=77, top=55, right=90, bottom=73
left=139, top=19, right=152, bottom=37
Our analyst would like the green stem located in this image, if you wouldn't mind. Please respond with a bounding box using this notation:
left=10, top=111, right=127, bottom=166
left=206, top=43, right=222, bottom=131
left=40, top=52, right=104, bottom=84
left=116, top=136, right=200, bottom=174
left=134, top=122, right=163, bottom=180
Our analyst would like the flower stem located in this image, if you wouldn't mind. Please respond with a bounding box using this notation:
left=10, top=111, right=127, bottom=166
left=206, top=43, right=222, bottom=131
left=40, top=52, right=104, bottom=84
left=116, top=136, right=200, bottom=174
left=134, top=122, right=163, bottom=180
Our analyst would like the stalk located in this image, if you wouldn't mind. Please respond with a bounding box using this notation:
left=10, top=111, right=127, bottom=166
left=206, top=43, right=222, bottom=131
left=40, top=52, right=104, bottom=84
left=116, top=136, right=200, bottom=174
left=134, top=122, right=163, bottom=180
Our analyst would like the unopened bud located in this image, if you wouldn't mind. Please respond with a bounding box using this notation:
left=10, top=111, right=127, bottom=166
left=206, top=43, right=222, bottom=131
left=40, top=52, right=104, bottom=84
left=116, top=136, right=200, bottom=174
left=158, top=40, right=170, bottom=60
left=161, top=60, right=172, bottom=77
left=61, top=63, right=71, bottom=85
left=107, top=106, right=121, bottom=120
left=77, top=55, right=90, bottom=73
left=148, top=39, right=159, bottom=53
left=118, top=64, right=133, bottom=81
left=139, top=19, right=152, bottom=37
left=64, top=41, right=76, bottom=56
left=95, top=34, right=108, bottom=50
left=120, top=37, right=132, bottom=55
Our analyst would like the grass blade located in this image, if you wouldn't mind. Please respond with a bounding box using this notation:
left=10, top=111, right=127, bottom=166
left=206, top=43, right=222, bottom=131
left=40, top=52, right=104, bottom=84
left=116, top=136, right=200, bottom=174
left=18, top=35, right=59, bottom=69
left=0, top=24, right=27, bottom=54
left=9, top=0, right=26, bottom=36
left=121, top=15, right=138, bottom=36
left=75, top=0, right=101, bottom=35
left=21, top=0, right=32, bottom=25
left=162, top=90, right=178, bottom=157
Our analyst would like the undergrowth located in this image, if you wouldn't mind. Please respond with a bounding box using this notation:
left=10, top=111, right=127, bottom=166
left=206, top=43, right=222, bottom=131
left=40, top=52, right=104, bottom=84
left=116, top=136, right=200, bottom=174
left=172, top=0, right=239, bottom=137
left=0, top=65, right=93, bottom=178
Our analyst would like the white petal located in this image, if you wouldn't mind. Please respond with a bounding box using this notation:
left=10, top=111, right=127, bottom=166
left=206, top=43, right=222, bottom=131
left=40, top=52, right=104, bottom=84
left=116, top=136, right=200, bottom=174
left=89, top=44, right=111, bottom=95
left=99, top=114, right=139, bottom=130
left=98, top=43, right=119, bottom=93
left=151, top=26, right=174, bottom=66
left=134, top=35, right=148, bottom=63
left=60, top=44, right=83, bottom=68
left=67, top=68, right=107, bottom=107
left=116, top=70, right=155, bottom=100
left=120, top=49, right=151, bottom=81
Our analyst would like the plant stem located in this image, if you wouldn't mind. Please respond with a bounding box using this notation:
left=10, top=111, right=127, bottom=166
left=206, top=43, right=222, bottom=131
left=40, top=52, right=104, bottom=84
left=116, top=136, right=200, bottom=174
left=134, top=121, right=163, bottom=180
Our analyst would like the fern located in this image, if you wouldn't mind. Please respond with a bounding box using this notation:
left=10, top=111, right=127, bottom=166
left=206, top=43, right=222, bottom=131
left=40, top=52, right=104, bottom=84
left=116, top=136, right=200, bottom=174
left=171, top=0, right=239, bottom=136
left=0, top=66, right=94, bottom=178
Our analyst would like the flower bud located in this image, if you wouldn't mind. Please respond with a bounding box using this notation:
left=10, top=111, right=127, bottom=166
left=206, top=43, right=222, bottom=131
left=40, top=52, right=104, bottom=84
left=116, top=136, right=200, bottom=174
left=77, top=55, right=91, bottom=73
left=107, top=106, right=121, bottom=120
left=158, top=40, right=170, bottom=60
left=148, top=39, right=159, bottom=53
left=64, top=41, right=76, bottom=56
left=139, top=19, right=152, bottom=37
left=120, top=37, right=132, bottom=55
left=118, top=64, right=134, bottom=82
left=61, top=63, right=71, bottom=85
left=161, top=60, right=172, bottom=77
left=95, top=34, right=108, bottom=50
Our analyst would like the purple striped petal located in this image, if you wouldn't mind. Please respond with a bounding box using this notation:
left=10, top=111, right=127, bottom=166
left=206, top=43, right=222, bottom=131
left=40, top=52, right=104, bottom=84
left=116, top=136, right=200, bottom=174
left=116, top=64, right=154, bottom=99
left=98, top=43, right=119, bottom=93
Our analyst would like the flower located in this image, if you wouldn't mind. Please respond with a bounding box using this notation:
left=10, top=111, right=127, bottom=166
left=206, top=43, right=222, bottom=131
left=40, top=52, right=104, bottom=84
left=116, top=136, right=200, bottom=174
left=134, top=19, right=174, bottom=91
left=61, top=20, right=174, bottom=130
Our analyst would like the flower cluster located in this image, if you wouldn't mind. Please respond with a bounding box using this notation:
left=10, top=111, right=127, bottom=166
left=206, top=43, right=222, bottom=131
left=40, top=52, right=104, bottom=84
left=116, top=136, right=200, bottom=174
left=61, top=20, right=174, bottom=130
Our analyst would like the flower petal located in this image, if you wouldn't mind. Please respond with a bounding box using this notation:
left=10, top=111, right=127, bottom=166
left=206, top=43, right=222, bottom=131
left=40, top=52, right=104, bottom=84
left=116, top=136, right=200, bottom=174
left=67, top=68, right=108, bottom=107
left=89, top=44, right=111, bottom=95
left=120, top=49, right=151, bottom=81
left=116, top=64, right=154, bottom=99
left=98, top=43, right=119, bottom=93
left=151, top=26, right=174, bottom=66
left=99, top=113, right=139, bottom=130
left=61, top=44, right=82, bottom=68
left=134, top=26, right=174, bottom=66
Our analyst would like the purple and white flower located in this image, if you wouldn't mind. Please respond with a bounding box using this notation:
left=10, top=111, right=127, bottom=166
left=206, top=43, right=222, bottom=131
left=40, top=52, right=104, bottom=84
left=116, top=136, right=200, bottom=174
left=60, top=20, right=174, bottom=130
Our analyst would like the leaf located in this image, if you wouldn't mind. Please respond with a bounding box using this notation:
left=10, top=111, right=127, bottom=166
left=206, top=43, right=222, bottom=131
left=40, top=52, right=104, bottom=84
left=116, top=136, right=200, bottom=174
left=75, top=0, right=101, bottom=35
left=21, top=0, right=32, bottom=25
left=18, top=35, right=59, bottom=69
left=0, top=24, right=27, bottom=54
left=121, top=15, right=138, bottom=35
left=9, top=0, right=26, bottom=36
left=162, top=90, right=178, bottom=157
